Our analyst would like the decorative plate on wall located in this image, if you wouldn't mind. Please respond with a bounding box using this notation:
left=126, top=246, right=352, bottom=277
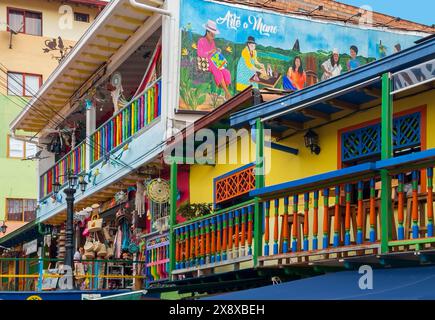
left=146, top=178, right=170, bottom=204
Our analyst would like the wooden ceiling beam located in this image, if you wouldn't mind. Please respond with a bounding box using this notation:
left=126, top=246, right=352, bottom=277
left=87, top=44, right=119, bottom=53
left=105, top=25, right=137, bottom=35
left=96, top=35, right=127, bottom=44
left=274, top=119, right=304, bottom=130
left=82, top=52, right=110, bottom=61
left=114, top=14, right=144, bottom=25
left=326, top=99, right=360, bottom=111
left=362, top=88, right=382, bottom=98
left=300, top=108, right=331, bottom=121
left=68, top=68, right=94, bottom=75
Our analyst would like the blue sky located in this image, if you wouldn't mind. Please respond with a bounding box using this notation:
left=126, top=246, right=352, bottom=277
left=338, top=0, right=434, bottom=26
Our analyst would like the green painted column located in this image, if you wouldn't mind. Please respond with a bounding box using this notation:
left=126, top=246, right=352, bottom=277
left=380, top=72, right=393, bottom=254
left=169, top=159, right=178, bottom=275
left=254, top=118, right=265, bottom=266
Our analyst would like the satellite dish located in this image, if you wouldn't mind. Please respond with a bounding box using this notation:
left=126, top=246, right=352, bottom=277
left=111, top=72, right=122, bottom=88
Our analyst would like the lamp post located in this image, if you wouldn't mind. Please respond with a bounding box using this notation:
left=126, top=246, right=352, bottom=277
left=53, top=170, right=88, bottom=270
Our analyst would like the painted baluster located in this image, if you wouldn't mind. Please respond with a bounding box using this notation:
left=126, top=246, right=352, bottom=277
left=412, top=170, right=419, bottom=238
left=216, top=216, right=222, bottom=262
left=234, top=210, right=240, bottom=258
left=292, top=195, right=299, bottom=252
left=227, top=211, right=233, bottom=260
left=222, top=213, right=228, bottom=260
left=184, top=225, right=190, bottom=268
left=200, top=221, right=205, bottom=265
left=189, top=224, right=195, bottom=267
left=397, top=173, right=405, bottom=240
left=175, top=228, right=180, bottom=269
left=427, top=167, right=434, bottom=237
left=313, top=190, right=319, bottom=250
left=344, top=184, right=351, bottom=246
left=240, top=208, right=246, bottom=257
left=283, top=197, right=289, bottom=254
left=303, top=193, right=309, bottom=251
left=178, top=227, right=184, bottom=269
left=264, top=201, right=270, bottom=256
left=248, top=205, right=254, bottom=255
left=195, top=222, right=200, bottom=266
left=210, top=217, right=216, bottom=263
left=333, top=186, right=340, bottom=247
left=205, top=219, right=210, bottom=264
left=357, top=181, right=364, bottom=245
left=369, top=178, right=376, bottom=242
left=273, top=199, right=280, bottom=254
left=323, top=188, right=329, bottom=249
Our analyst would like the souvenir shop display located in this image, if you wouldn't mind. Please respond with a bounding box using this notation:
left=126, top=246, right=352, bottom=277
left=145, top=178, right=170, bottom=233
left=56, top=227, right=66, bottom=260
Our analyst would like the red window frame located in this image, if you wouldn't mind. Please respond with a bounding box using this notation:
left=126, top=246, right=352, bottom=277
left=7, top=72, right=42, bottom=97
left=7, top=7, right=43, bottom=36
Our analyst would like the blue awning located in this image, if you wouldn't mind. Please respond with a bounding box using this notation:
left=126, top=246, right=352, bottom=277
left=203, top=266, right=435, bottom=300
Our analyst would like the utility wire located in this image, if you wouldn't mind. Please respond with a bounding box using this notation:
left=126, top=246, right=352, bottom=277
left=0, top=67, right=134, bottom=171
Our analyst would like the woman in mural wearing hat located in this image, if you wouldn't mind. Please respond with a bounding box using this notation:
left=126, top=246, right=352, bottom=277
left=321, top=48, right=342, bottom=81
left=197, top=19, right=232, bottom=100
left=236, top=36, right=266, bottom=91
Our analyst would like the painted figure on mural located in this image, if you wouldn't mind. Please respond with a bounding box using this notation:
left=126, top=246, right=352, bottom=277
left=321, top=48, right=342, bottom=81
left=347, top=45, right=360, bottom=71
left=196, top=20, right=232, bottom=100
left=283, top=56, right=306, bottom=90
left=236, top=36, right=266, bottom=91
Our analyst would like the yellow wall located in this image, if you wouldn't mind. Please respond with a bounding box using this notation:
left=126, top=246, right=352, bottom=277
left=190, top=90, right=435, bottom=204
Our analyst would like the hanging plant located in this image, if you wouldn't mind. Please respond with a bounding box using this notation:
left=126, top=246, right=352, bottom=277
left=176, top=201, right=213, bottom=220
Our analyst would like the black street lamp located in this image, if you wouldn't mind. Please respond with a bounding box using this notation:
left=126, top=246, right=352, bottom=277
left=53, top=170, right=87, bottom=272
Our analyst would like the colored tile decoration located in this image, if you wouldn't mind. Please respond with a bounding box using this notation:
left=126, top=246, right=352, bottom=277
left=214, top=164, right=255, bottom=206
left=173, top=203, right=255, bottom=270
left=39, top=141, right=86, bottom=199
left=145, top=233, right=169, bottom=285
left=90, top=78, right=162, bottom=164
left=342, top=112, right=421, bottom=163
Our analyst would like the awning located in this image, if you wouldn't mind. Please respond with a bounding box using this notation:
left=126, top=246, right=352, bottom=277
left=0, top=219, right=41, bottom=249
left=203, top=266, right=435, bottom=300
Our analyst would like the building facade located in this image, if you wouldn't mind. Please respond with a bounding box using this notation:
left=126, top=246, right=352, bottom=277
left=0, top=0, right=106, bottom=237
left=1, top=0, right=434, bottom=297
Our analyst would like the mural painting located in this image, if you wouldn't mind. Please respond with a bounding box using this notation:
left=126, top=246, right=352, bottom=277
left=178, top=0, right=421, bottom=111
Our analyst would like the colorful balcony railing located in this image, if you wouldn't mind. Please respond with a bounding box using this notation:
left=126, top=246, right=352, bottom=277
left=173, top=200, right=255, bottom=271
left=39, top=140, right=86, bottom=199
left=250, top=163, right=381, bottom=259
left=144, top=233, right=169, bottom=285
left=90, top=78, right=162, bottom=165
left=376, top=148, right=435, bottom=249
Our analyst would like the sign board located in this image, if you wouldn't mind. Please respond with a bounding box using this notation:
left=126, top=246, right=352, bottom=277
left=23, top=239, right=38, bottom=256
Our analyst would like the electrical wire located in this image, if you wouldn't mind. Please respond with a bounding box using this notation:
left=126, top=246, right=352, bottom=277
left=0, top=67, right=134, bottom=171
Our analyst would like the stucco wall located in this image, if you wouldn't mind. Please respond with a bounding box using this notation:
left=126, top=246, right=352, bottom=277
left=0, top=0, right=101, bottom=236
